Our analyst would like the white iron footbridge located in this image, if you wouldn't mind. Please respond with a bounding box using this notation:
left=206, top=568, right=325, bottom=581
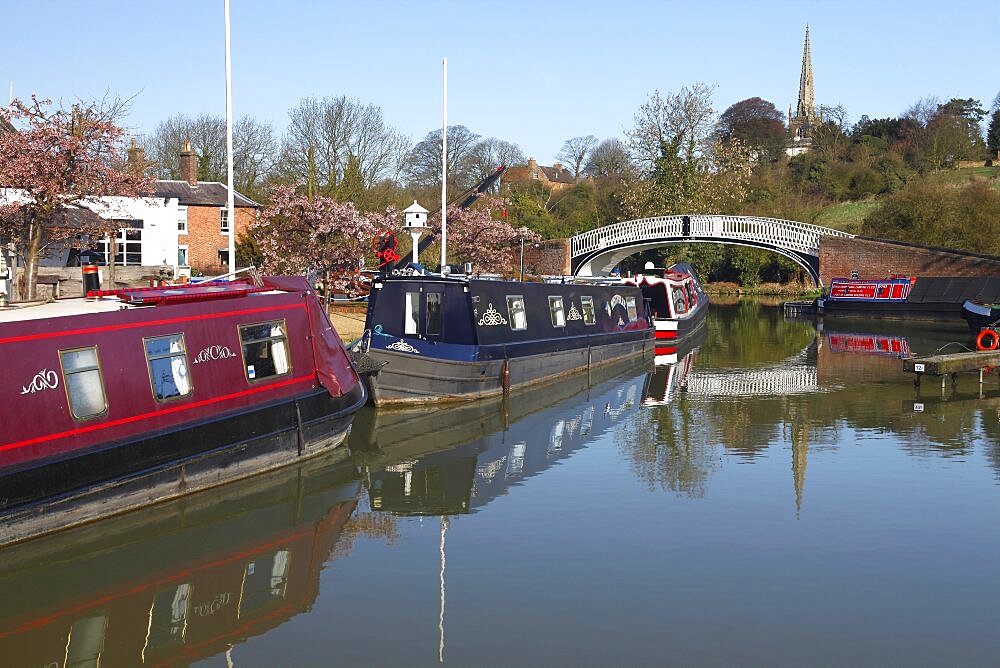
left=570, top=214, right=853, bottom=285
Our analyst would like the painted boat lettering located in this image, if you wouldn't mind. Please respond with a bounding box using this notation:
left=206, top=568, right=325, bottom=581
left=193, top=345, right=237, bottom=364
left=20, top=369, right=59, bottom=395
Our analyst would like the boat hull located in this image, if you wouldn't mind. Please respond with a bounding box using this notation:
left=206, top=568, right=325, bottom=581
left=367, top=333, right=652, bottom=406
left=0, top=383, right=365, bottom=546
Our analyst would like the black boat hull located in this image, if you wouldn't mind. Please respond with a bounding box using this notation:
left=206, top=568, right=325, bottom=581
left=367, top=333, right=653, bottom=406
left=0, top=383, right=366, bottom=546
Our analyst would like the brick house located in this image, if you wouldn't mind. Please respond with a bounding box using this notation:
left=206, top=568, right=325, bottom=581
left=165, top=142, right=259, bottom=275
left=505, top=158, right=577, bottom=192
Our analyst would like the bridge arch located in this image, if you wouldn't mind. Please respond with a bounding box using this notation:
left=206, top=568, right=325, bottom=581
left=570, top=214, right=853, bottom=286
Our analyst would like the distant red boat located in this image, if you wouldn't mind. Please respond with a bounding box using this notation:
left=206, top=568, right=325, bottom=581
left=0, top=275, right=365, bottom=540
left=623, top=263, right=709, bottom=365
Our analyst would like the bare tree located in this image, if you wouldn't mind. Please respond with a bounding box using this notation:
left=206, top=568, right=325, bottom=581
left=467, top=137, right=526, bottom=183
left=143, top=113, right=227, bottom=181
left=818, top=103, right=850, bottom=132
left=555, top=135, right=597, bottom=180
left=626, top=83, right=717, bottom=177
left=405, top=125, right=482, bottom=191
left=584, top=138, right=635, bottom=179
left=232, top=116, right=279, bottom=197
left=279, top=96, right=410, bottom=196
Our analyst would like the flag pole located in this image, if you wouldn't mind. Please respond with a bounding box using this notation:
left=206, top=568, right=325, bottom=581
left=224, top=0, right=236, bottom=274
left=440, top=57, right=447, bottom=273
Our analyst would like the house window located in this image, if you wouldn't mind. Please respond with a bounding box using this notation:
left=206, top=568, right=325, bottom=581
left=626, top=296, right=638, bottom=322
left=177, top=206, right=188, bottom=233
left=144, top=334, right=192, bottom=402
left=220, top=208, right=230, bottom=233
left=507, top=295, right=527, bottom=330
left=426, top=292, right=442, bottom=335
left=60, top=346, right=107, bottom=420
left=100, top=220, right=143, bottom=266
left=239, top=320, right=290, bottom=381
left=177, top=245, right=189, bottom=267
left=549, top=296, right=565, bottom=327
left=580, top=296, right=596, bottom=325
left=404, top=291, right=419, bottom=335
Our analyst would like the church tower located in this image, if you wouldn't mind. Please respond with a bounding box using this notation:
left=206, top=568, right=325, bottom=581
left=787, top=26, right=817, bottom=152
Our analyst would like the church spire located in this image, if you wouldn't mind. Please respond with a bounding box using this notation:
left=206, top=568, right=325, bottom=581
left=796, top=25, right=815, bottom=121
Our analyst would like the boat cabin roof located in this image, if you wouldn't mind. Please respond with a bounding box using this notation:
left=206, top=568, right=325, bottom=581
left=0, top=281, right=285, bottom=324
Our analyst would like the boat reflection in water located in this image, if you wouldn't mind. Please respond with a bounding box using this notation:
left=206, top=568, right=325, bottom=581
left=642, top=325, right=707, bottom=407
left=0, top=448, right=360, bottom=666
left=349, top=353, right=655, bottom=515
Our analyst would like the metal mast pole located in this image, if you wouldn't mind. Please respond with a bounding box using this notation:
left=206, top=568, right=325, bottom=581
left=224, top=0, right=236, bottom=274
left=440, top=58, right=447, bottom=273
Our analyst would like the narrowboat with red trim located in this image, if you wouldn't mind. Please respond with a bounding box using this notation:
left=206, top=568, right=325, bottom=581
left=818, top=275, right=1000, bottom=322
left=357, top=270, right=654, bottom=406
left=0, top=275, right=366, bottom=535
left=622, top=262, right=709, bottom=365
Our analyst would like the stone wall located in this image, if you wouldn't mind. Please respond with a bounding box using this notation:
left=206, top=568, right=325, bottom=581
left=819, top=236, right=1000, bottom=285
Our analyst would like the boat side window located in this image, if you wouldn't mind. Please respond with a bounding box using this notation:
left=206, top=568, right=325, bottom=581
left=626, top=296, right=638, bottom=322
left=404, top=291, right=419, bottom=335
left=426, top=292, right=442, bottom=335
left=549, top=296, right=565, bottom=327
left=671, top=286, right=689, bottom=315
left=685, top=282, right=697, bottom=306
left=59, top=346, right=108, bottom=420
left=239, top=320, right=291, bottom=381
left=580, top=296, right=596, bottom=325
left=144, top=334, right=192, bottom=402
left=507, top=295, right=528, bottom=330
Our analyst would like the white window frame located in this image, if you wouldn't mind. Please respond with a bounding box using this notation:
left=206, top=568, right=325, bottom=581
left=177, top=245, right=189, bottom=268
left=220, top=207, right=230, bottom=234
left=404, top=291, right=419, bottom=335
left=580, top=296, right=596, bottom=325
left=626, top=296, right=637, bottom=322
left=549, top=296, right=565, bottom=327
left=177, top=205, right=188, bottom=233
left=507, top=295, right=528, bottom=331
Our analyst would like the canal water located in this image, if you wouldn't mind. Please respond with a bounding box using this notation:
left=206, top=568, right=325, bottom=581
left=3, top=300, right=1000, bottom=666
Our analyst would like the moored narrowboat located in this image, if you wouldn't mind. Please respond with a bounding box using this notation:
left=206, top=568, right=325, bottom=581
left=0, top=275, right=365, bottom=537
left=622, top=262, right=709, bottom=365
left=358, top=272, right=654, bottom=406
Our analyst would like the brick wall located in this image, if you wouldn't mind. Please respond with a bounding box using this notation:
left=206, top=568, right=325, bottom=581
left=522, top=239, right=571, bottom=276
left=819, top=236, right=1000, bottom=285
left=180, top=206, right=255, bottom=273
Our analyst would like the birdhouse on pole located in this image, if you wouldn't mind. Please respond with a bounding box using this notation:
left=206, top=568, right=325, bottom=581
left=403, top=200, right=430, bottom=264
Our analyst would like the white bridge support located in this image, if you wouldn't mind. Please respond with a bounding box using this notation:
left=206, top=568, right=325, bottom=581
left=570, top=214, right=853, bottom=285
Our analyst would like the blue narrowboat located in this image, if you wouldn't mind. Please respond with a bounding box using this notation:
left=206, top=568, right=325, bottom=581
left=357, top=272, right=654, bottom=406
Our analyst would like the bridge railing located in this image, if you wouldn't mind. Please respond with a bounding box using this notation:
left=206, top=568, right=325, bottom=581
left=571, top=214, right=853, bottom=258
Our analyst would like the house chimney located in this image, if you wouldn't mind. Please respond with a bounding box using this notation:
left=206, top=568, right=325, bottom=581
left=179, top=140, right=198, bottom=185
left=528, top=157, right=538, bottom=179
left=127, top=138, right=146, bottom=176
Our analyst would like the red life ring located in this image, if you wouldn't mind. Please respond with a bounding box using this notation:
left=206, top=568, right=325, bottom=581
left=975, top=328, right=999, bottom=351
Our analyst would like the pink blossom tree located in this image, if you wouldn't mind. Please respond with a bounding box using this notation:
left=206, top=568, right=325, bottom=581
left=430, top=196, right=540, bottom=274
left=0, top=96, right=153, bottom=299
left=253, top=185, right=398, bottom=293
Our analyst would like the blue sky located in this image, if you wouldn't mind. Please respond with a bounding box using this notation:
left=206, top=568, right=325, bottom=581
left=4, top=1, right=998, bottom=164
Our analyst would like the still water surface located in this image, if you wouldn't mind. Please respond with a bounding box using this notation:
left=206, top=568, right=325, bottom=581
left=3, top=301, right=1000, bottom=666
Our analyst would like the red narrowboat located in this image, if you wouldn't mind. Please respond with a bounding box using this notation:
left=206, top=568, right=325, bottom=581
left=0, top=276, right=365, bottom=543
